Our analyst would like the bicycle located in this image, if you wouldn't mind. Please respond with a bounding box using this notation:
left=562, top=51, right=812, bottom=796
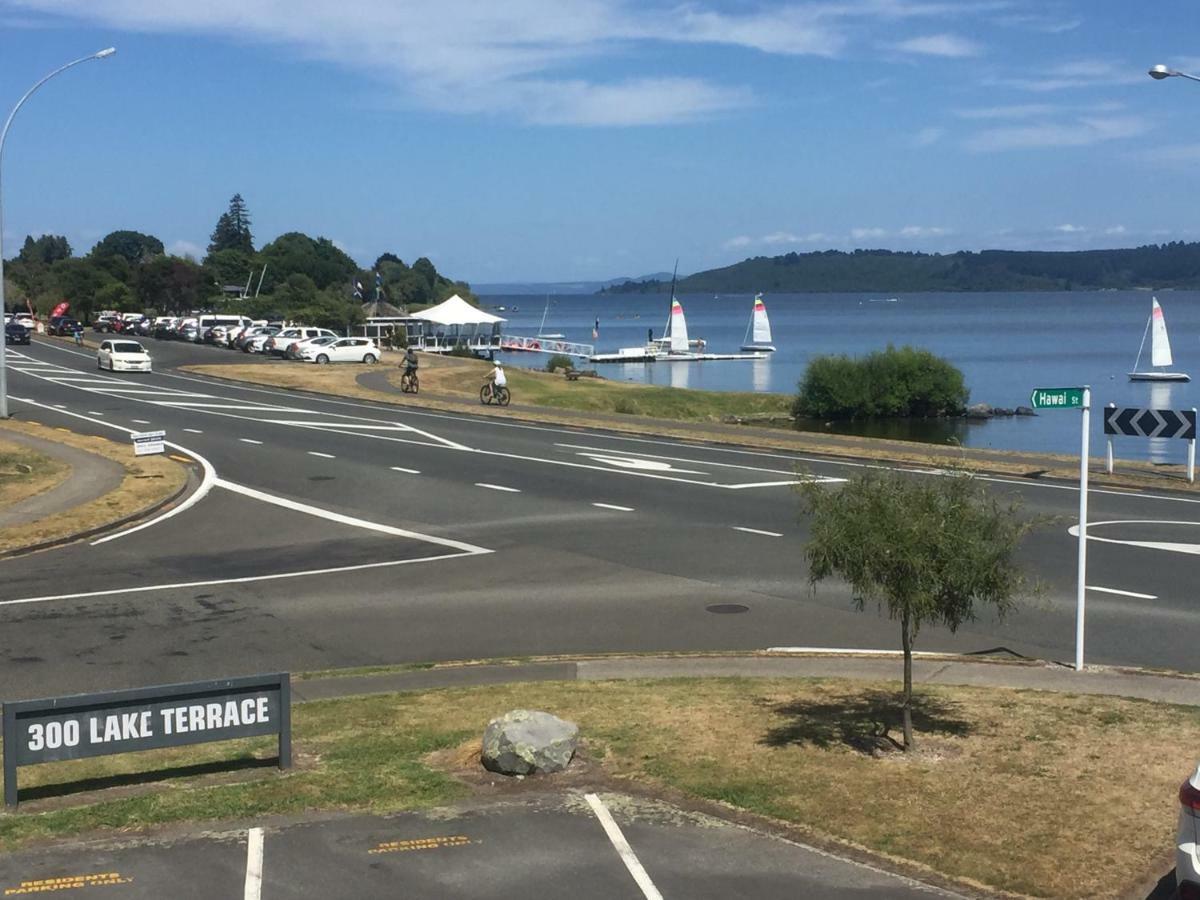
left=480, top=382, right=510, bottom=406
left=400, top=370, right=419, bottom=394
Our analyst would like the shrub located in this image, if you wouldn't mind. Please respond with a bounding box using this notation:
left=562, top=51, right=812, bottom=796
left=546, top=353, right=574, bottom=373
left=793, top=345, right=968, bottom=420
left=448, top=344, right=477, bottom=358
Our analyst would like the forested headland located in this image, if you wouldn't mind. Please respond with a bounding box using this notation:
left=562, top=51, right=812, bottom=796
left=3, top=194, right=474, bottom=329
left=602, top=243, right=1200, bottom=294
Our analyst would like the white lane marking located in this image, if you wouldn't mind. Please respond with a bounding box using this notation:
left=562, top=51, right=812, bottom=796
left=0, top=550, right=483, bottom=608
left=475, top=482, right=521, bottom=493
left=244, top=827, right=264, bottom=900
left=391, top=467, right=420, bottom=474
left=593, top=503, right=635, bottom=512
left=132, top=419, right=152, bottom=425
left=308, top=451, right=335, bottom=459
left=726, top=480, right=808, bottom=489
left=1068, top=520, right=1200, bottom=555
left=559, top=442, right=804, bottom=477
left=184, top=428, right=203, bottom=434
left=10, top=398, right=218, bottom=547
left=584, top=793, right=663, bottom=900
left=87, top=410, right=104, bottom=416
left=732, top=526, right=783, bottom=537
left=581, top=453, right=708, bottom=475
left=1087, top=585, right=1157, bottom=600
left=240, top=438, right=263, bottom=445
left=54, top=404, right=66, bottom=408
left=214, top=479, right=490, bottom=554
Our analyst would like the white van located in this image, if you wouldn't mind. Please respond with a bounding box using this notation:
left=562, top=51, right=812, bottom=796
left=194, top=314, right=253, bottom=343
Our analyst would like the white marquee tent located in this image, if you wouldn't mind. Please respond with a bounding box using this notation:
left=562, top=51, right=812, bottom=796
left=412, top=295, right=505, bottom=326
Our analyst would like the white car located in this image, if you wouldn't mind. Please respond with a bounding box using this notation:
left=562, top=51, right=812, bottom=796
left=1179, top=765, right=1200, bottom=899
left=287, top=335, right=338, bottom=360
left=97, top=339, right=152, bottom=372
left=303, top=337, right=380, bottom=365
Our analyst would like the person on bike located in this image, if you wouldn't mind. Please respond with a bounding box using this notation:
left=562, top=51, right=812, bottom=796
left=402, top=346, right=418, bottom=379
left=485, top=360, right=507, bottom=389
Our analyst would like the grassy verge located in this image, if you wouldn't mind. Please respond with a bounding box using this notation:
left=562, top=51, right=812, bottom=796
left=0, top=677, right=1190, bottom=898
left=0, top=440, right=69, bottom=509
left=0, top=421, right=188, bottom=553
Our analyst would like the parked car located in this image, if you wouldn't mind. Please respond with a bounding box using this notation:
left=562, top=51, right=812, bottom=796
left=1179, top=765, right=1200, bottom=899
left=303, top=337, right=381, bottom=365
left=97, top=339, right=152, bottom=372
left=4, top=320, right=30, bottom=345
left=47, top=316, right=81, bottom=337
left=265, top=327, right=337, bottom=357
left=93, top=314, right=121, bottom=333
left=286, top=335, right=337, bottom=360
left=245, top=327, right=281, bottom=353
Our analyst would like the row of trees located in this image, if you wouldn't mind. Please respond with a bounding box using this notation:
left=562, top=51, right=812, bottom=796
left=3, top=195, right=474, bottom=330
left=603, top=241, right=1200, bottom=294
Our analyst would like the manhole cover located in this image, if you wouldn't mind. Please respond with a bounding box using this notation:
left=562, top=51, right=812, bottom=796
left=706, top=604, right=749, bottom=614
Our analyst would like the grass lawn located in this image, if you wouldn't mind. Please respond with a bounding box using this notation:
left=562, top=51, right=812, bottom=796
left=0, top=677, right=1191, bottom=898
left=0, top=439, right=67, bottom=509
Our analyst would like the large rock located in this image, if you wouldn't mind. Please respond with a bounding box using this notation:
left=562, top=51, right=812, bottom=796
left=481, top=709, right=579, bottom=776
left=965, top=403, right=993, bottom=420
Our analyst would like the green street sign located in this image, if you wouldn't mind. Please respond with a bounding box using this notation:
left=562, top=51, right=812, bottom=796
left=1031, top=387, right=1086, bottom=410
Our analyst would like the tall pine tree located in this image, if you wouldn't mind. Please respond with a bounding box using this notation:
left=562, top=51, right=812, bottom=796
left=207, top=194, right=255, bottom=255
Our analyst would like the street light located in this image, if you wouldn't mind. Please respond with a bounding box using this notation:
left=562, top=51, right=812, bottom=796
left=0, top=47, right=116, bottom=419
left=1149, top=64, right=1200, bottom=84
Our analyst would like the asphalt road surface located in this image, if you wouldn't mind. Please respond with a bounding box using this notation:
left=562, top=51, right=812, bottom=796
left=1, top=335, right=1198, bottom=700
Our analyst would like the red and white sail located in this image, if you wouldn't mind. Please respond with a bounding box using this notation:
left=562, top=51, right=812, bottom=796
left=750, top=294, right=772, bottom=345
left=1151, top=297, right=1174, bottom=368
left=667, top=298, right=689, bottom=352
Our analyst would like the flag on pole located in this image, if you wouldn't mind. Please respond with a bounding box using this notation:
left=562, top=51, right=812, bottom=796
left=353, top=280, right=364, bottom=299
left=592, top=317, right=599, bottom=340
left=374, top=271, right=382, bottom=301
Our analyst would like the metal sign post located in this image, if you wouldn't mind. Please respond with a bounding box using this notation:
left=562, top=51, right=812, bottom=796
left=1031, top=386, right=1090, bottom=671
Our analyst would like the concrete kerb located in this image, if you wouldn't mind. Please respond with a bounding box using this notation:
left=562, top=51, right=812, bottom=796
left=290, top=651, right=1200, bottom=708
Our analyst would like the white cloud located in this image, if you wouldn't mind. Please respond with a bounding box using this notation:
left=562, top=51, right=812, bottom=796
left=898, top=225, right=949, bottom=238
left=851, top=227, right=888, bottom=240
left=996, top=13, right=1081, bottom=34
left=1054, top=224, right=1086, bottom=233
left=724, top=235, right=753, bottom=249
left=1137, top=144, right=1200, bottom=165
left=988, top=59, right=1146, bottom=93
left=964, top=115, right=1149, bottom=152
left=893, top=33, right=982, bottom=58
left=910, top=126, right=945, bottom=147
left=954, top=104, right=1056, bottom=120
left=725, top=230, right=833, bottom=249
left=168, top=239, right=203, bottom=259
left=1105, top=225, right=1127, bottom=235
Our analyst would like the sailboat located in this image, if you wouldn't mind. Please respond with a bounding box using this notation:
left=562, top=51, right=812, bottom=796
left=536, top=296, right=564, bottom=340
left=740, top=293, right=775, bottom=352
left=1129, top=297, right=1189, bottom=382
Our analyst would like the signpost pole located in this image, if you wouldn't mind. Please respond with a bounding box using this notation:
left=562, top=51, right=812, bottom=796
left=1190, top=408, right=1197, bottom=484
left=1075, top=387, right=1091, bottom=672
left=1106, top=403, right=1115, bottom=474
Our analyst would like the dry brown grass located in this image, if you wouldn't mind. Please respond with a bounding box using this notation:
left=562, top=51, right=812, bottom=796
left=0, top=438, right=69, bottom=508
left=0, top=677, right=1189, bottom=897
left=0, top=421, right=187, bottom=553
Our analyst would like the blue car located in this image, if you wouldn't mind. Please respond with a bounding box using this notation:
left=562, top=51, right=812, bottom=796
left=4, top=321, right=30, bottom=345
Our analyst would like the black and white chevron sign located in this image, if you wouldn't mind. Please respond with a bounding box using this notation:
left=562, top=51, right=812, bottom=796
left=1104, top=407, right=1197, bottom=440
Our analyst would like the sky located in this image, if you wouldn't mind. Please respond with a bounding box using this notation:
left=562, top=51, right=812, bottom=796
left=1, top=0, right=1199, bottom=284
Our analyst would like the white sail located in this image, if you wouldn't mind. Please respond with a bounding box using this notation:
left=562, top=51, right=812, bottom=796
left=751, top=294, right=772, bottom=344
left=1151, top=297, right=1174, bottom=368
left=668, top=298, right=689, bottom=352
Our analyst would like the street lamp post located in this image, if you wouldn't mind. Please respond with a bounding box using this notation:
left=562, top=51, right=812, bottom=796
left=0, top=47, right=116, bottom=419
left=1149, top=64, right=1200, bottom=84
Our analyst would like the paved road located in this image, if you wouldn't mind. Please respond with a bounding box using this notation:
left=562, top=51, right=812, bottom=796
left=0, top=793, right=960, bottom=899
left=1, top=336, right=1198, bottom=701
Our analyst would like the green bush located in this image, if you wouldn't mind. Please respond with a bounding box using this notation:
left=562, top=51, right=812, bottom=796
left=793, top=345, right=968, bottom=420
left=448, top=344, right=477, bottom=358
left=546, top=353, right=574, bottom=373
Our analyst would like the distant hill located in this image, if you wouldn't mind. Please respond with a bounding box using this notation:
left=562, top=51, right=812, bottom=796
left=476, top=272, right=673, bottom=295
left=599, top=244, right=1200, bottom=294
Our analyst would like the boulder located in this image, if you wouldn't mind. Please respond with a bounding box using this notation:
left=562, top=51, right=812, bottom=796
left=1015, top=406, right=1037, bottom=416
left=481, top=709, right=579, bottom=776
left=993, top=407, right=1014, bottom=417
left=966, top=403, right=993, bottom=420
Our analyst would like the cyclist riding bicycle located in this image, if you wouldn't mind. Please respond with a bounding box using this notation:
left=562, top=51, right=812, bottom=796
left=484, top=360, right=506, bottom=389
left=402, top=346, right=419, bottom=378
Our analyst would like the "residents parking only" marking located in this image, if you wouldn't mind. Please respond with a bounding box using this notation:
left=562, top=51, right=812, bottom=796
left=4, top=872, right=132, bottom=895
left=368, top=835, right=473, bottom=854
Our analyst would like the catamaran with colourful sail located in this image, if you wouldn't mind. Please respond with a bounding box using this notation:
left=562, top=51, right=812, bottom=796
left=740, top=293, right=775, bottom=352
left=1129, top=297, right=1189, bottom=382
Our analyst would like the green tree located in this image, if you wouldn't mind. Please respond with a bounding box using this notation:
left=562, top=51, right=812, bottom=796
left=136, top=256, right=208, bottom=313
left=90, top=230, right=165, bottom=266
left=207, top=193, right=255, bottom=255
left=258, top=232, right=357, bottom=291
left=50, top=258, right=118, bottom=321
left=797, top=468, right=1033, bottom=750
left=204, top=248, right=257, bottom=292
left=296, top=286, right=363, bottom=331
left=18, top=234, right=71, bottom=265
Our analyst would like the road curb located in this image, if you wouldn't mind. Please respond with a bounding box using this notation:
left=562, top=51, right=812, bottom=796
left=0, top=464, right=198, bottom=560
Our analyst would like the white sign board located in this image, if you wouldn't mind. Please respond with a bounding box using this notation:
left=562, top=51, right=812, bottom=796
left=131, top=430, right=165, bottom=456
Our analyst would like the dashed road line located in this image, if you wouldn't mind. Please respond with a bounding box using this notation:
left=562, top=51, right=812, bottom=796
left=391, top=467, right=420, bottom=474
left=308, top=451, right=335, bottom=459
left=585, top=793, right=663, bottom=900
left=475, top=483, right=521, bottom=493
left=732, top=526, right=783, bottom=537
left=86, top=411, right=104, bottom=416
left=240, top=438, right=263, bottom=445
left=593, top=503, right=635, bottom=511
left=184, top=428, right=203, bottom=433
left=244, top=826, right=264, bottom=900
left=1087, top=585, right=1157, bottom=600
left=132, top=419, right=152, bottom=425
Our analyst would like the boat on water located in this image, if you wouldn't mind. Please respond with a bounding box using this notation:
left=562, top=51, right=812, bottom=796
left=740, top=293, right=775, bottom=352
left=1128, top=297, right=1189, bottom=382
left=536, top=296, right=564, bottom=340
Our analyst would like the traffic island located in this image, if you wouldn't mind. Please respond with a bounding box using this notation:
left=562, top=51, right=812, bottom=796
left=0, top=675, right=1189, bottom=899
left=0, top=420, right=189, bottom=556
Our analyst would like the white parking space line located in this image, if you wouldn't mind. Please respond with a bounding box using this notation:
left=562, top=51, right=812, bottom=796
left=593, top=503, right=635, bottom=511
left=391, top=467, right=420, bottom=474
left=244, top=826, right=264, bottom=900
left=132, top=419, right=152, bottom=425
left=584, top=793, right=664, bottom=900
left=726, top=480, right=806, bottom=490
left=308, top=451, right=335, bottom=459
left=1087, top=585, right=1157, bottom=600
left=240, top=438, right=263, bottom=445
left=732, top=526, right=784, bottom=537
left=87, top=411, right=104, bottom=416
left=184, top=428, right=203, bottom=434
left=475, top=483, right=521, bottom=493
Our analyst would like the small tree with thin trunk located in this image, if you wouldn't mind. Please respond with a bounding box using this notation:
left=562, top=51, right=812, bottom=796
left=797, top=467, right=1033, bottom=750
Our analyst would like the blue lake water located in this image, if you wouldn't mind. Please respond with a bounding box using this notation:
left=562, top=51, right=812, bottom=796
left=486, top=291, right=1200, bottom=462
